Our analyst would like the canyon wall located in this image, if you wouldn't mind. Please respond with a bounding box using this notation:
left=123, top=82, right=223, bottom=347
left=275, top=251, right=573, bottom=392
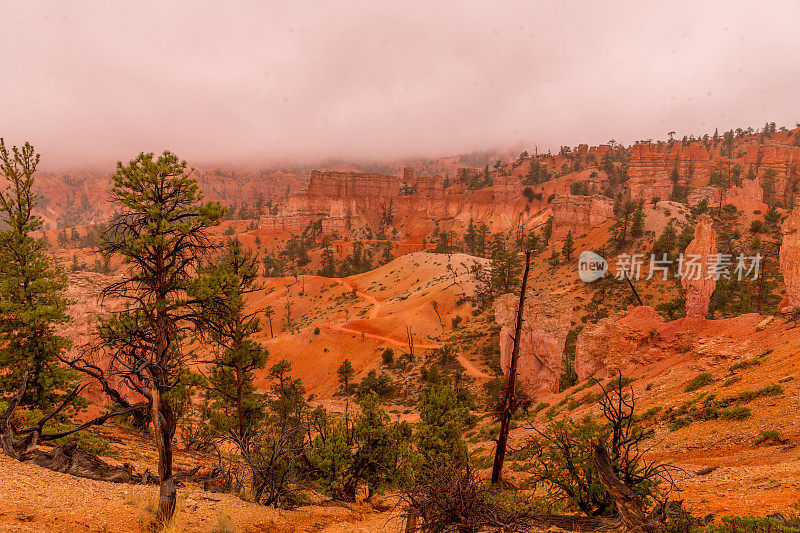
left=259, top=169, right=532, bottom=238
left=551, top=194, right=614, bottom=239
left=741, top=144, right=800, bottom=205
left=780, top=204, right=800, bottom=308
left=629, top=142, right=713, bottom=190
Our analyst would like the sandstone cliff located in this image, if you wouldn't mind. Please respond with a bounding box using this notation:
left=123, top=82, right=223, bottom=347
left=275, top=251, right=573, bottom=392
left=780, top=204, right=800, bottom=308
left=493, top=291, right=572, bottom=393
left=681, top=214, right=718, bottom=318
left=629, top=141, right=713, bottom=189
left=551, top=194, right=614, bottom=239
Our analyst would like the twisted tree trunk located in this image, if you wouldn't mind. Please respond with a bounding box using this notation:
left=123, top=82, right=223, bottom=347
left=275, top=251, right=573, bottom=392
left=150, top=378, right=177, bottom=523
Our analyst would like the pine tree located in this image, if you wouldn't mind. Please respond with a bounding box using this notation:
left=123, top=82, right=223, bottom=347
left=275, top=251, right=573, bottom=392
left=464, top=218, right=477, bottom=254
left=489, top=233, right=522, bottom=296
left=630, top=201, right=645, bottom=238
left=192, top=239, right=268, bottom=446
left=0, top=139, right=78, bottom=408
left=337, top=359, right=356, bottom=435
left=416, top=384, right=470, bottom=467
left=97, top=151, right=225, bottom=521
left=548, top=247, right=561, bottom=271
left=561, top=230, right=575, bottom=262
left=542, top=215, right=554, bottom=245
left=320, top=243, right=337, bottom=277
left=611, top=201, right=636, bottom=247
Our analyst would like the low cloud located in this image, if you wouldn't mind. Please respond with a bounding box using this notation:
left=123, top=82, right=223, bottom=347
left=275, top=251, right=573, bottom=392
left=1, top=0, right=798, bottom=169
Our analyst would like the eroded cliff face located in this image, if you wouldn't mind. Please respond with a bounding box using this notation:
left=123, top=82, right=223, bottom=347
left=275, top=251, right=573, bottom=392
left=575, top=306, right=666, bottom=380
left=259, top=170, right=402, bottom=234
left=742, top=144, right=800, bottom=205
left=551, top=194, right=614, bottom=239
left=493, top=291, right=572, bottom=394
left=780, top=204, right=800, bottom=308
left=688, top=179, right=765, bottom=211
left=629, top=142, right=713, bottom=189
left=259, top=169, right=531, bottom=238
left=681, top=214, right=718, bottom=318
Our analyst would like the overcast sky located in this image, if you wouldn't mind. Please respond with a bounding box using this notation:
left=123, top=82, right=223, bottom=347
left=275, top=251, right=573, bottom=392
left=1, top=1, right=799, bottom=168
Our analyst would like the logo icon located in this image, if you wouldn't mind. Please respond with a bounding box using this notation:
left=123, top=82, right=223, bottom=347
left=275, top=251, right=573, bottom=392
left=578, top=251, right=607, bottom=282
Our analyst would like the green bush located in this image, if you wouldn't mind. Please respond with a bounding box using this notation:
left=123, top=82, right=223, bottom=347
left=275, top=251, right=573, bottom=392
left=756, top=430, right=787, bottom=445
left=719, top=406, right=751, bottom=420
left=700, top=515, right=800, bottom=533
left=685, top=373, right=714, bottom=392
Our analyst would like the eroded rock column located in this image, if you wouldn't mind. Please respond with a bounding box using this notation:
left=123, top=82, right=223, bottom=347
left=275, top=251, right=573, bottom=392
left=493, top=291, right=571, bottom=394
left=681, top=214, right=718, bottom=318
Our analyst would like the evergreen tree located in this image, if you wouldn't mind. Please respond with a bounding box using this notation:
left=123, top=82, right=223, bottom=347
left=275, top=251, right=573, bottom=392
left=380, top=238, right=394, bottom=265
left=319, top=243, right=337, bottom=277
left=611, top=200, right=636, bottom=247
left=337, top=359, right=356, bottom=434
left=542, top=215, right=554, bottom=245
left=475, top=223, right=489, bottom=256
left=489, top=233, right=522, bottom=296
left=0, top=139, right=77, bottom=408
left=464, top=218, right=477, bottom=254
left=192, top=239, right=268, bottom=446
left=561, top=230, right=575, bottom=261
left=630, top=201, right=645, bottom=238
left=416, top=384, right=470, bottom=467
left=97, top=151, right=225, bottom=521
left=548, top=247, right=561, bottom=271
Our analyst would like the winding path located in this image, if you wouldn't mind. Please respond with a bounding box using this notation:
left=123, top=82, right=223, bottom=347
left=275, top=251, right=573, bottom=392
left=328, top=279, right=492, bottom=380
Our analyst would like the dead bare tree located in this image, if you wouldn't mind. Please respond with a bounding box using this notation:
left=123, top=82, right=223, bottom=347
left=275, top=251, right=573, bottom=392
left=1, top=373, right=145, bottom=482
left=491, top=251, right=531, bottom=485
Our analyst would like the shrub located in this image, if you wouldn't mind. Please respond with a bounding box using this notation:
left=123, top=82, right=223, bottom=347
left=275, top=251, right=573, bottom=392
left=685, top=373, right=713, bottom=392
left=719, top=406, right=751, bottom=420
left=756, top=430, right=787, bottom=445
left=524, top=376, right=663, bottom=516
left=381, top=348, right=394, bottom=365
left=700, top=515, right=800, bottom=533
left=313, top=327, right=320, bottom=335
left=356, top=370, right=395, bottom=400
left=729, top=359, right=760, bottom=372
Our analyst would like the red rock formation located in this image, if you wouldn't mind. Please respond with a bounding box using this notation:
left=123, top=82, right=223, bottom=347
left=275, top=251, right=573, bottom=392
left=575, top=306, right=665, bottom=380
left=493, top=291, right=572, bottom=393
left=588, top=144, right=612, bottom=160
left=629, top=141, right=713, bottom=188
left=492, top=175, right=522, bottom=203
left=687, top=186, right=717, bottom=207
left=551, top=194, right=614, bottom=239
left=627, top=172, right=673, bottom=204
left=741, top=144, right=800, bottom=205
left=260, top=170, right=401, bottom=234
left=681, top=214, right=718, bottom=318
left=575, top=307, right=768, bottom=379
left=725, top=178, right=766, bottom=211
left=780, top=204, right=800, bottom=308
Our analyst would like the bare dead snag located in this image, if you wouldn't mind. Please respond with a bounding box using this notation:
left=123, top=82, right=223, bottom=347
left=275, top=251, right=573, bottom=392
left=491, top=251, right=531, bottom=486
left=1, top=375, right=150, bottom=483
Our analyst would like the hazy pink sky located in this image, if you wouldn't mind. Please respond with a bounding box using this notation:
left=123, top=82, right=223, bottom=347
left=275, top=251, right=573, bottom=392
left=1, top=1, right=799, bottom=168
